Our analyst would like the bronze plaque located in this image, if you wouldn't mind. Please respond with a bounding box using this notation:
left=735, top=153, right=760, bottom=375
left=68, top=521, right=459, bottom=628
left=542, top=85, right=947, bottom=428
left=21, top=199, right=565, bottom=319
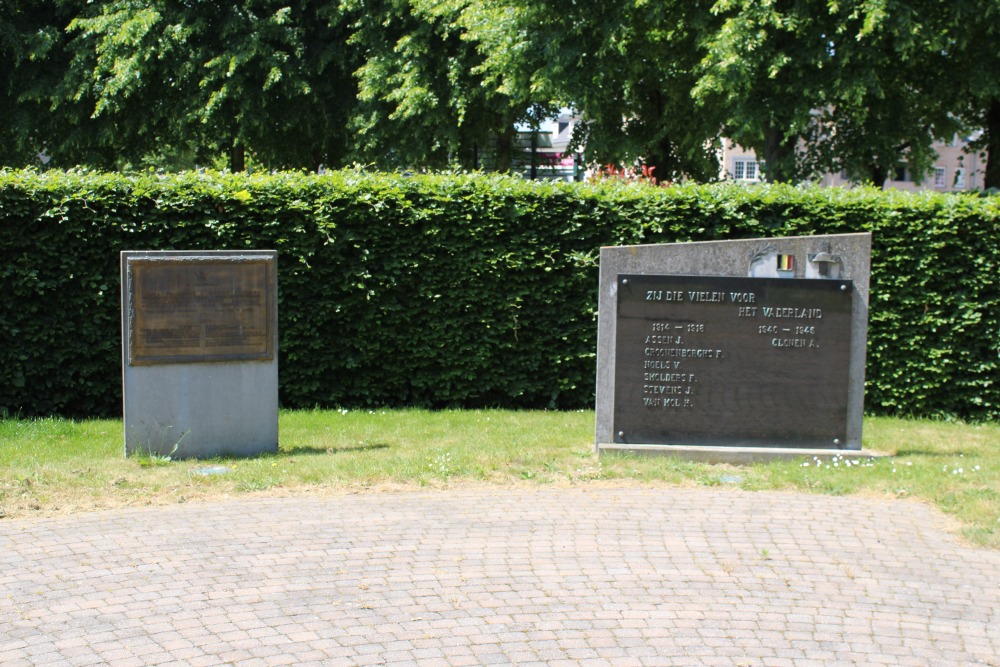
left=128, top=258, right=275, bottom=365
left=614, top=275, right=853, bottom=448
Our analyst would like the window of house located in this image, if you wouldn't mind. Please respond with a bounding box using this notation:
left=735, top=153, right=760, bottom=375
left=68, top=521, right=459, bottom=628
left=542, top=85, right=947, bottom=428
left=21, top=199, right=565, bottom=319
left=893, top=165, right=908, bottom=182
left=733, top=159, right=759, bottom=181
left=955, top=168, right=966, bottom=189
left=933, top=167, right=947, bottom=188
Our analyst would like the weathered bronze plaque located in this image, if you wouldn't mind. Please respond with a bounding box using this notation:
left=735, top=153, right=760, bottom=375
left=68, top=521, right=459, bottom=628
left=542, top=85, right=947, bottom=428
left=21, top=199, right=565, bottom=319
left=127, top=258, right=275, bottom=365
left=614, top=275, right=853, bottom=448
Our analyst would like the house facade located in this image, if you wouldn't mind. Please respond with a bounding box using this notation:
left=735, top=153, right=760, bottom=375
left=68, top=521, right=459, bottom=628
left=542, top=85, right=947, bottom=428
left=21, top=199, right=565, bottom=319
left=513, top=112, right=989, bottom=190
left=721, top=136, right=987, bottom=191
left=512, top=111, right=581, bottom=181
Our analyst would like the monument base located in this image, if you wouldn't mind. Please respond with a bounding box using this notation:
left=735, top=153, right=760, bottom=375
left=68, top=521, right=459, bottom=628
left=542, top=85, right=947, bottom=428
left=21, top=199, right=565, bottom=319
left=598, top=442, right=889, bottom=465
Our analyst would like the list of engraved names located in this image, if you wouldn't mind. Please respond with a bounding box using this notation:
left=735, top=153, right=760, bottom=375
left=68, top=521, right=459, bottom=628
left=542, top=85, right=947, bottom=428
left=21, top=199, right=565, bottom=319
left=128, top=259, right=274, bottom=364
left=613, top=274, right=853, bottom=446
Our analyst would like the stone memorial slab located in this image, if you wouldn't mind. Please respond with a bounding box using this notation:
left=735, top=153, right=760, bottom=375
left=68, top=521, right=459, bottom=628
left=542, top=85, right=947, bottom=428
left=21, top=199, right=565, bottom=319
left=121, top=250, right=279, bottom=459
left=614, top=274, right=852, bottom=447
left=596, top=233, right=871, bottom=456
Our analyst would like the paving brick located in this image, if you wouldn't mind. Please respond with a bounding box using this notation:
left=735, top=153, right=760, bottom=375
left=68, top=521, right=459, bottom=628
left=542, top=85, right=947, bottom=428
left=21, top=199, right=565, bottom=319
left=1, top=488, right=998, bottom=666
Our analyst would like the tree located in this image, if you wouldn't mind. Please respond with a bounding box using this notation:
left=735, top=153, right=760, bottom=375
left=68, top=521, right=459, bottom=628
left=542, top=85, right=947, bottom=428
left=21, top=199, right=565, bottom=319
left=695, top=0, right=962, bottom=186
left=693, top=0, right=829, bottom=182
left=462, top=0, right=723, bottom=182
left=0, top=0, right=78, bottom=167
left=0, top=0, right=35, bottom=164
left=805, top=1, right=962, bottom=186
left=342, top=0, right=552, bottom=171
left=7, top=0, right=994, bottom=188
left=978, top=99, right=1000, bottom=189
left=182, top=0, right=358, bottom=171
left=946, top=0, right=1000, bottom=189
left=53, top=0, right=357, bottom=171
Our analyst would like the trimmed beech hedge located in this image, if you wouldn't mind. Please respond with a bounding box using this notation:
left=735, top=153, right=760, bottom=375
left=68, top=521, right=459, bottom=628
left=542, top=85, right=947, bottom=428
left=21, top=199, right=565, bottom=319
left=1, top=170, right=997, bottom=420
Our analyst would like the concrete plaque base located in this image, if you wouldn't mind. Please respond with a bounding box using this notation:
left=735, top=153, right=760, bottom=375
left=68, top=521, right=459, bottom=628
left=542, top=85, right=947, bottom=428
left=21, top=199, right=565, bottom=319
left=598, top=443, right=889, bottom=465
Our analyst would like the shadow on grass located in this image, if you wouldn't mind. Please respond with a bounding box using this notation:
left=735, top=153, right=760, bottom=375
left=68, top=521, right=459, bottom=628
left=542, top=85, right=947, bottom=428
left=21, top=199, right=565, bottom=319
left=893, top=449, right=962, bottom=458
left=280, top=443, right=391, bottom=456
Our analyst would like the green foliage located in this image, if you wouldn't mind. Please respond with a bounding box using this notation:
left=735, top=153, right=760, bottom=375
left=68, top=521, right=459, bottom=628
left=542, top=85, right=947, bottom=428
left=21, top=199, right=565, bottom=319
left=467, top=0, right=723, bottom=181
left=3, top=0, right=1000, bottom=187
left=45, top=0, right=357, bottom=171
left=346, top=0, right=543, bottom=171
left=0, top=0, right=76, bottom=168
left=1, top=170, right=997, bottom=421
left=944, top=2, right=1000, bottom=189
left=695, top=0, right=961, bottom=184
left=3, top=1, right=998, bottom=184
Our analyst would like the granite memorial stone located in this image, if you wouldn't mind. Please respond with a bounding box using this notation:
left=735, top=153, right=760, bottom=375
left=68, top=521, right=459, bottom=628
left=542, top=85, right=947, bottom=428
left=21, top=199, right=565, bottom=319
left=121, top=250, right=279, bottom=458
left=595, top=233, right=871, bottom=457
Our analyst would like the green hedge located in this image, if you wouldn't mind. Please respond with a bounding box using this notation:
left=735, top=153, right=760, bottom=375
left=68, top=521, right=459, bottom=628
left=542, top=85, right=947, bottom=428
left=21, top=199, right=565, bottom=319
left=1, top=170, right=997, bottom=420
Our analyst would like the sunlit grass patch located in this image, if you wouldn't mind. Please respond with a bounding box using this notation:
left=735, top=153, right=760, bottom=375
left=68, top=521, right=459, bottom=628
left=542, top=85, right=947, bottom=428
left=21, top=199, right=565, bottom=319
left=1, top=411, right=996, bottom=547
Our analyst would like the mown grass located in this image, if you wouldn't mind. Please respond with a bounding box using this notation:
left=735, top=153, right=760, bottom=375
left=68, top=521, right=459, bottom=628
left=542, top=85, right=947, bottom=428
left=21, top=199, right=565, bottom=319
left=1, top=410, right=997, bottom=547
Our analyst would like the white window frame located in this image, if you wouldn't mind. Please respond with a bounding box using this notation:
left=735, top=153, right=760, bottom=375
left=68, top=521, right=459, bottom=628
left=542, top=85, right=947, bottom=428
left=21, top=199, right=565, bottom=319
left=732, top=158, right=760, bottom=182
left=954, top=168, right=966, bottom=189
left=933, top=167, right=947, bottom=188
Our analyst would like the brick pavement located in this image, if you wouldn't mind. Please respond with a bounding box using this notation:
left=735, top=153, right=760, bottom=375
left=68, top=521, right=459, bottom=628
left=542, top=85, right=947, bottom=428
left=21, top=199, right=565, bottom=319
left=1, top=487, right=998, bottom=666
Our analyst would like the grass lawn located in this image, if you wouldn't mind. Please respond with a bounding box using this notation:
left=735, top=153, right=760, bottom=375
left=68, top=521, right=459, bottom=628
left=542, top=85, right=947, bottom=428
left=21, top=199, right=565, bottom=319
left=1, top=410, right=997, bottom=547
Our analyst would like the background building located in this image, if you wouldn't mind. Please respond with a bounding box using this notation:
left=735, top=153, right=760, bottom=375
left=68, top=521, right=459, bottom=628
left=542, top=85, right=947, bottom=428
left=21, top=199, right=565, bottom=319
left=721, top=136, right=987, bottom=191
left=513, top=111, right=581, bottom=181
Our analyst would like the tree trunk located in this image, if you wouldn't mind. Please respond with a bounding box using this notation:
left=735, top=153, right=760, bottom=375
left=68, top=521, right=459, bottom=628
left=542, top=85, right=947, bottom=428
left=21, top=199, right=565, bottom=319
left=644, top=134, right=679, bottom=184
left=230, top=142, right=246, bottom=173
left=493, top=124, right=516, bottom=173
left=984, top=97, right=1000, bottom=190
left=867, top=163, right=888, bottom=189
left=762, top=125, right=796, bottom=183
left=529, top=130, right=538, bottom=180
left=642, top=90, right=676, bottom=183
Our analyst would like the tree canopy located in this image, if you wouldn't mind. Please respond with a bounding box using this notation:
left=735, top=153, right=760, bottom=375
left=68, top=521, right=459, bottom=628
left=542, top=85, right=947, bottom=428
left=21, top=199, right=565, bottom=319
left=1, top=0, right=997, bottom=187
left=50, top=0, right=356, bottom=170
